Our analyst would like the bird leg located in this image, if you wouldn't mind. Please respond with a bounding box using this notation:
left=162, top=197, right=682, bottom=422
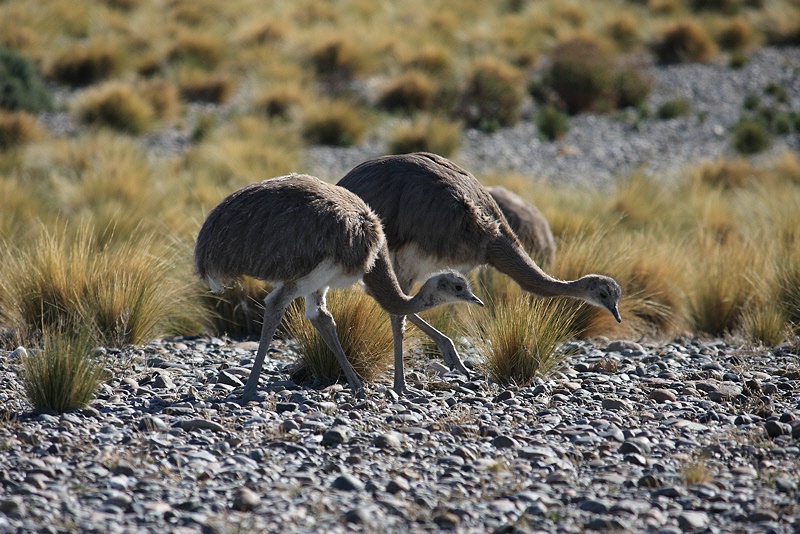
left=407, top=313, right=470, bottom=377
left=306, top=291, right=365, bottom=399
left=242, top=285, right=294, bottom=402
left=390, top=314, right=407, bottom=394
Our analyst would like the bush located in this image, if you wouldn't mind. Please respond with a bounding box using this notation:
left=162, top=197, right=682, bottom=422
left=461, top=56, right=524, bottom=132
left=388, top=116, right=461, bottom=157
left=545, top=38, right=613, bottom=114
left=653, top=21, right=717, bottom=64
left=378, top=70, right=435, bottom=113
left=253, top=87, right=302, bottom=120
left=307, top=35, right=362, bottom=80
left=302, top=100, right=366, bottom=146
left=614, top=69, right=652, bottom=109
left=178, top=72, right=235, bottom=103
left=0, top=46, right=53, bottom=113
left=536, top=105, right=569, bottom=141
left=657, top=98, right=691, bottom=119
left=167, top=34, right=225, bottom=70
left=731, top=117, right=771, bottom=154
left=717, top=16, right=755, bottom=51
left=21, top=328, right=108, bottom=412
left=403, top=46, right=453, bottom=76
left=0, top=110, right=42, bottom=150
left=75, top=82, right=154, bottom=134
left=47, top=41, right=122, bottom=86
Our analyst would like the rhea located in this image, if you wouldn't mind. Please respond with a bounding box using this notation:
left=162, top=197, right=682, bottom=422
left=338, top=152, right=622, bottom=392
left=486, top=185, right=556, bottom=267
left=194, top=173, right=484, bottom=401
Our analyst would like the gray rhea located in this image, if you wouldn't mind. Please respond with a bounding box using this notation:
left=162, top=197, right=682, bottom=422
left=486, top=185, right=556, bottom=267
left=194, top=173, right=483, bottom=400
left=337, top=153, right=622, bottom=393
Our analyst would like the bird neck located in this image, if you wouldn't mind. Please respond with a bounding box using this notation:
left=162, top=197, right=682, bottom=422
left=362, top=245, right=426, bottom=316
left=487, top=237, right=584, bottom=299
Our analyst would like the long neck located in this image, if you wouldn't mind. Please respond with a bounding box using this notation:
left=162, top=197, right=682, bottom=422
left=487, top=237, right=584, bottom=299
left=362, top=245, right=430, bottom=316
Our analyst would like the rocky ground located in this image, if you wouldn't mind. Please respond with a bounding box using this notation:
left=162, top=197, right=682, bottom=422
left=4, top=47, right=800, bottom=533
left=0, top=335, right=798, bottom=533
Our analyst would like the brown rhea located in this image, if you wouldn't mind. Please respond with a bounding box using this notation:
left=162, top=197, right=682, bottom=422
left=486, top=185, right=556, bottom=267
left=337, top=153, right=621, bottom=393
left=195, top=173, right=483, bottom=401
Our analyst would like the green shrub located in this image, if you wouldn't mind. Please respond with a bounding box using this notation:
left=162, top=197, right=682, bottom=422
left=0, top=110, right=42, bottom=150
left=731, top=117, right=771, bottom=154
left=302, top=100, right=366, bottom=146
left=536, top=104, right=569, bottom=141
left=21, top=328, right=108, bottom=412
left=614, top=69, right=652, bottom=109
left=47, top=41, right=122, bottom=87
left=545, top=38, right=613, bottom=114
left=388, top=116, right=461, bottom=157
left=657, top=98, right=691, bottom=119
left=75, top=82, right=154, bottom=134
left=653, top=21, right=717, bottom=64
left=378, top=70, right=435, bottom=113
left=0, top=45, right=53, bottom=113
left=461, top=56, right=524, bottom=132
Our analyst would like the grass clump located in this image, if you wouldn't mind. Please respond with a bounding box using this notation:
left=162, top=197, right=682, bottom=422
left=307, top=34, right=363, bottom=84
left=0, top=45, right=53, bottom=113
left=464, top=292, right=579, bottom=386
left=203, top=277, right=269, bottom=338
left=302, top=100, right=366, bottom=146
left=0, top=226, right=203, bottom=347
left=47, top=41, right=122, bottom=87
left=731, top=117, right=771, bottom=154
left=20, top=328, right=108, bottom=412
left=536, top=105, right=569, bottom=141
left=657, top=98, right=691, bottom=119
left=460, top=56, right=524, bottom=132
left=167, top=34, right=225, bottom=70
left=178, top=72, right=235, bottom=104
left=253, top=87, right=302, bottom=120
left=286, top=289, right=393, bottom=386
left=378, top=70, right=435, bottom=113
left=653, top=21, right=717, bottom=64
left=0, top=110, right=42, bottom=150
left=75, top=82, right=153, bottom=134
left=388, top=116, right=461, bottom=157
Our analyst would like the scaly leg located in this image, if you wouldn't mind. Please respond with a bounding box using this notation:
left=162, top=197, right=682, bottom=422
left=407, top=313, right=470, bottom=377
left=306, top=290, right=365, bottom=399
left=390, top=314, right=407, bottom=394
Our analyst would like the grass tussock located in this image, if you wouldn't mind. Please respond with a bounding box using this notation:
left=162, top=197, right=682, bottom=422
left=286, top=288, right=394, bottom=386
left=75, top=82, right=154, bottom=134
left=0, top=225, right=203, bottom=347
left=178, top=71, right=235, bottom=104
left=461, top=56, right=524, bottom=132
left=47, top=40, right=123, bottom=87
left=653, top=20, right=718, bottom=64
left=204, top=277, right=269, bottom=338
left=464, top=291, right=579, bottom=386
left=0, top=110, right=42, bottom=150
left=388, top=116, right=461, bottom=157
left=302, top=100, right=366, bottom=146
left=21, top=328, right=108, bottom=412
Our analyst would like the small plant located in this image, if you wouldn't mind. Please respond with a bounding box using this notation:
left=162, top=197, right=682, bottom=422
left=614, top=68, right=652, bottom=109
left=286, top=288, right=393, bottom=386
left=307, top=35, right=362, bottom=81
left=178, top=72, right=235, bottom=104
left=607, top=13, right=640, bottom=49
left=545, top=37, right=612, bottom=114
left=253, top=87, right=302, bottom=120
left=652, top=20, right=717, bottom=64
left=388, top=116, right=461, bottom=157
left=680, top=455, right=713, bottom=485
left=536, top=105, right=569, bottom=141
left=167, top=34, right=225, bottom=70
left=47, top=41, right=122, bottom=87
left=302, top=100, right=366, bottom=146
left=731, top=117, right=771, bottom=154
left=403, top=46, right=453, bottom=76
left=717, top=16, right=755, bottom=51
left=75, top=82, right=154, bottom=134
left=0, top=110, right=42, bottom=150
left=657, top=98, right=691, bottom=119
left=460, top=56, right=524, bottom=132
left=21, top=328, right=107, bottom=412
left=464, top=292, right=579, bottom=386
left=741, top=303, right=788, bottom=346
left=0, top=45, right=52, bottom=113
left=378, top=70, right=435, bottom=113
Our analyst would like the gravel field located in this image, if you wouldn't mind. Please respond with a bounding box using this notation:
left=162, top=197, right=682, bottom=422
left=1, top=336, right=798, bottom=533
left=4, top=47, right=800, bottom=533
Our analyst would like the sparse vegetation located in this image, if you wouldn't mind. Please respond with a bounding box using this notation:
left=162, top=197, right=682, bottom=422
left=653, top=20, right=717, bottom=64
left=75, top=82, right=154, bottom=134
left=460, top=56, right=524, bottom=132
left=657, top=98, right=692, bottom=119
left=0, top=45, right=52, bottom=113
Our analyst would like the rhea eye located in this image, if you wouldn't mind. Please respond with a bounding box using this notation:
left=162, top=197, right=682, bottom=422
left=600, top=292, right=608, bottom=299
left=455, top=284, right=464, bottom=291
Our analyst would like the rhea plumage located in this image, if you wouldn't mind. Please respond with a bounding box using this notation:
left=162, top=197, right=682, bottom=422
left=486, top=185, right=556, bottom=267
left=337, top=152, right=622, bottom=392
left=194, top=173, right=483, bottom=400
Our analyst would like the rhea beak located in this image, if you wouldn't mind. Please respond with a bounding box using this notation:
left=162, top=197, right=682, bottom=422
left=610, top=305, right=622, bottom=323
left=471, top=295, right=485, bottom=307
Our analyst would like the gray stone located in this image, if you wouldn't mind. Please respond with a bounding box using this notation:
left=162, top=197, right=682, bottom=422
left=677, top=511, right=709, bottom=530
left=331, top=474, right=364, bottom=492
left=232, top=487, right=261, bottom=511
left=649, top=388, right=677, bottom=403
left=373, top=432, right=403, bottom=450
